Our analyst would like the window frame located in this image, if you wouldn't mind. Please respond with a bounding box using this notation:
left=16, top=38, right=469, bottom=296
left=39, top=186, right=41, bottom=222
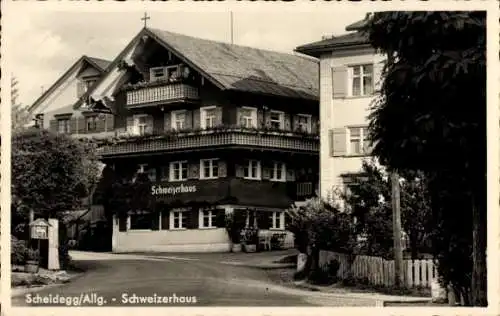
left=169, top=161, right=188, bottom=182
left=270, top=161, right=286, bottom=182
left=129, top=211, right=153, bottom=231
left=85, top=116, right=98, bottom=132
left=171, top=110, right=187, bottom=130
left=170, top=209, right=187, bottom=230
left=296, top=114, right=312, bottom=133
left=269, top=110, right=285, bottom=130
left=132, top=114, right=149, bottom=136
left=240, top=106, right=258, bottom=128
left=200, top=210, right=217, bottom=229
left=349, top=64, right=374, bottom=97
left=348, top=126, right=369, bottom=155
left=57, top=118, right=71, bottom=134
left=200, top=106, right=217, bottom=129
left=270, top=211, right=285, bottom=230
left=243, top=160, right=261, bottom=180
left=200, top=158, right=219, bottom=180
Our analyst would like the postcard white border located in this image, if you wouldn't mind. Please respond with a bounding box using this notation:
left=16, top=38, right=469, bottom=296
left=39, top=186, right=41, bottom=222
left=1, top=1, right=499, bottom=316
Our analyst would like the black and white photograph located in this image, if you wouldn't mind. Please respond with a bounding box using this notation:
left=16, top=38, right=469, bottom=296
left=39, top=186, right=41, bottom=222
left=2, top=1, right=498, bottom=313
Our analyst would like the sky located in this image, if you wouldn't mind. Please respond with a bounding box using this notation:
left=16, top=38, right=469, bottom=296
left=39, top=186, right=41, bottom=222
left=7, top=7, right=366, bottom=107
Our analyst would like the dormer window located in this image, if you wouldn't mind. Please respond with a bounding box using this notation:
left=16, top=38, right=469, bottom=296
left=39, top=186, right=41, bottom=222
left=77, top=78, right=97, bottom=98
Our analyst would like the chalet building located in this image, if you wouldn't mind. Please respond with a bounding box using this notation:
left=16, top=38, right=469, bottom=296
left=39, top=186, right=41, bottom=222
left=36, top=27, right=320, bottom=252
left=295, top=19, right=384, bottom=201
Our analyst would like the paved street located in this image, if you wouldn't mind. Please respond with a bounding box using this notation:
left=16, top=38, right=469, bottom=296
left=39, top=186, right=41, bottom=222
left=12, top=251, right=380, bottom=307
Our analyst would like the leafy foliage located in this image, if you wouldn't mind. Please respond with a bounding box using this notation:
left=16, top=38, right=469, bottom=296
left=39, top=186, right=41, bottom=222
left=363, top=11, right=486, bottom=305
left=11, top=129, right=101, bottom=228
left=343, top=160, right=432, bottom=259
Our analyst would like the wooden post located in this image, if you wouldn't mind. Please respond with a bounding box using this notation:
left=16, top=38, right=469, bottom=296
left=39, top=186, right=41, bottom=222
left=391, top=171, right=404, bottom=288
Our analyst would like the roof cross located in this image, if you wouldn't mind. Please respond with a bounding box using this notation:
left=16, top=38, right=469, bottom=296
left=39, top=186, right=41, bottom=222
left=141, top=12, right=150, bottom=27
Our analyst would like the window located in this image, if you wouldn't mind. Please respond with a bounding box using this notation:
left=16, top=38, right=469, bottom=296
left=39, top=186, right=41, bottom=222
left=269, top=111, right=284, bottom=129
left=169, top=161, right=188, bottom=181
left=270, top=212, right=284, bottom=230
left=201, top=107, right=217, bottom=129
left=244, top=160, right=261, bottom=180
left=134, top=115, right=148, bottom=136
left=171, top=209, right=186, bottom=229
left=130, top=212, right=152, bottom=230
left=350, top=64, right=373, bottom=96
left=296, top=114, right=312, bottom=133
left=57, top=119, right=70, bottom=134
left=171, top=110, right=186, bottom=130
left=200, top=159, right=219, bottom=179
left=84, top=79, right=96, bottom=91
left=85, top=116, right=97, bottom=132
left=348, top=126, right=370, bottom=155
left=150, top=67, right=167, bottom=81
left=240, top=107, right=257, bottom=128
left=270, top=162, right=286, bottom=182
left=201, top=210, right=217, bottom=228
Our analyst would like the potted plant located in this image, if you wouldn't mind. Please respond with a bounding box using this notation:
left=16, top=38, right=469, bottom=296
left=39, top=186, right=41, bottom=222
left=241, top=227, right=259, bottom=253
left=225, top=212, right=246, bottom=252
left=24, top=248, right=40, bottom=273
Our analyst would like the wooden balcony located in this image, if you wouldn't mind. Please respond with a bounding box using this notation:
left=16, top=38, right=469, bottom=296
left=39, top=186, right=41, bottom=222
left=126, top=83, right=199, bottom=107
left=98, top=129, right=319, bottom=157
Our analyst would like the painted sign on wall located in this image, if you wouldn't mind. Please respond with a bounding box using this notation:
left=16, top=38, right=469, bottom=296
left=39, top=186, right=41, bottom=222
left=151, top=183, right=197, bottom=196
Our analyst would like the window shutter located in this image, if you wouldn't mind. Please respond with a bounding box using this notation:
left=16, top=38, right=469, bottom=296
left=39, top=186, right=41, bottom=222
left=373, top=61, right=384, bottom=93
left=257, top=108, right=264, bottom=128
left=311, top=117, right=319, bottom=134
left=257, top=212, right=271, bottom=230
left=218, top=160, right=227, bottom=177
left=69, top=118, right=77, bottom=134
left=284, top=113, right=292, bottom=131
left=330, top=128, right=347, bottom=156
left=126, top=116, right=135, bottom=134
left=188, top=162, right=199, bottom=179
left=215, top=107, right=223, bottom=127
left=292, top=115, right=300, bottom=132
left=146, top=115, right=154, bottom=134
left=151, top=212, right=160, bottom=230
left=164, top=112, right=171, bottom=131
left=49, top=120, right=58, bottom=132
left=96, top=117, right=106, bottom=133
left=286, top=169, right=295, bottom=182
left=118, top=215, right=127, bottom=232
left=106, top=114, right=115, bottom=130
left=193, top=109, right=200, bottom=129
left=264, top=111, right=271, bottom=128
left=161, top=210, right=170, bottom=230
left=262, top=166, right=271, bottom=180
left=77, top=81, right=85, bottom=98
left=77, top=117, right=86, bottom=133
left=332, top=66, right=348, bottom=99
left=235, top=164, right=244, bottom=178
left=186, top=209, right=199, bottom=229
left=185, top=110, right=193, bottom=129
left=237, top=108, right=243, bottom=127
left=214, top=209, right=226, bottom=228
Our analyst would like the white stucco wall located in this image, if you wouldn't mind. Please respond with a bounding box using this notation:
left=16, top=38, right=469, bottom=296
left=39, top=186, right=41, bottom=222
left=319, top=49, right=386, bottom=198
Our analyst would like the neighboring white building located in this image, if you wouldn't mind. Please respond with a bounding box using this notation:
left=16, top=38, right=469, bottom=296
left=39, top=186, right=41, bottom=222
left=296, top=20, right=386, bottom=199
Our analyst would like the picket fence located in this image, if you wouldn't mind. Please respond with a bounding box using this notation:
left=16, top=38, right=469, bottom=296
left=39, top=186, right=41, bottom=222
left=318, top=250, right=437, bottom=289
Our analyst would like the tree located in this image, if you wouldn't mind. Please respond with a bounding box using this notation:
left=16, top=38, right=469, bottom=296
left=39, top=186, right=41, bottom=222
left=343, top=159, right=432, bottom=260
left=11, top=129, right=101, bottom=234
left=363, top=12, right=486, bottom=305
left=11, top=76, right=31, bottom=132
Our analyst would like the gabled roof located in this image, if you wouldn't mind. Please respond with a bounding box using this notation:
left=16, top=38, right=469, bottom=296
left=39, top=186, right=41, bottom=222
left=77, top=27, right=319, bottom=109
left=28, top=55, right=112, bottom=114
left=295, top=32, right=370, bottom=58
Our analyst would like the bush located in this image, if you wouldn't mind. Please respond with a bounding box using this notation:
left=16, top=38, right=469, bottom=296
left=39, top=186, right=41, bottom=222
left=308, top=259, right=340, bottom=285
left=270, top=233, right=286, bottom=250
left=11, top=236, right=28, bottom=265
left=59, top=244, right=71, bottom=270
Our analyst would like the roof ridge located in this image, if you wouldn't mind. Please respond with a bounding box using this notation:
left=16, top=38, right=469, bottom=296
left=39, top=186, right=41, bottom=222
left=146, top=27, right=316, bottom=62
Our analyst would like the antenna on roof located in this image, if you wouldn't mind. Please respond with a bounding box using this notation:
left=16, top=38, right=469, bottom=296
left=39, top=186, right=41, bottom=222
left=230, top=12, right=234, bottom=44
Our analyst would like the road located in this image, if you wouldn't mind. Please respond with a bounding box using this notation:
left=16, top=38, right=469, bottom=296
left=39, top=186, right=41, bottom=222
left=12, top=251, right=379, bottom=307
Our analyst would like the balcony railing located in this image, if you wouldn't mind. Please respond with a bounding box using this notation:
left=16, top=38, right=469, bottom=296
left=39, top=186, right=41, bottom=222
left=126, top=83, right=199, bottom=107
left=98, top=129, right=319, bottom=157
